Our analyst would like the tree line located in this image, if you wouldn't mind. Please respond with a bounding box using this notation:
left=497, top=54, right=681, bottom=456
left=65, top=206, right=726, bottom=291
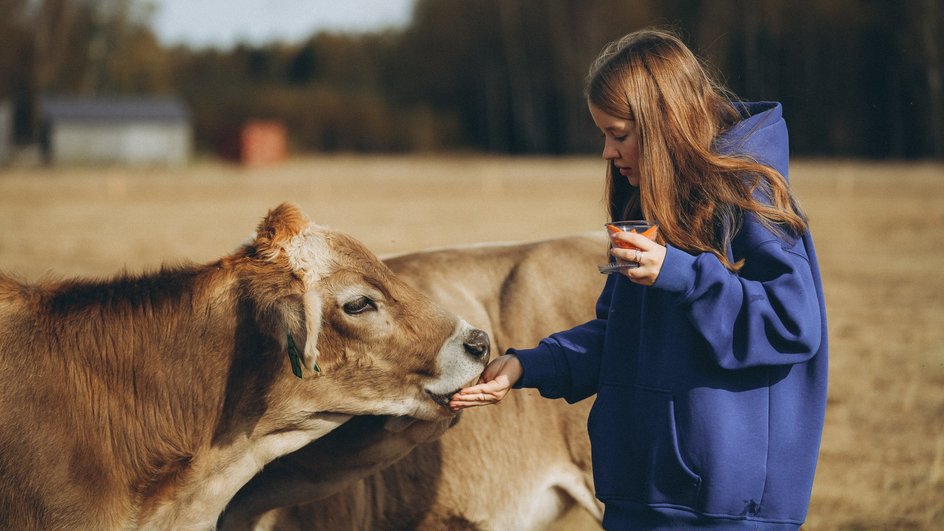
left=1, top=0, right=941, bottom=158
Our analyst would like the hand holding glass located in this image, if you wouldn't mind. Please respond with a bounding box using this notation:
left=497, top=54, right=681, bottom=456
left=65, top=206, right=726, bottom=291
left=598, top=221, right=659, bottom=274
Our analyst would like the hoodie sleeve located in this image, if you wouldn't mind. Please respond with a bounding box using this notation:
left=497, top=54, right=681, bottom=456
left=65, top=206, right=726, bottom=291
left=508, top=274, right=615, bottom=403
left=653, top=233, right=823, bottom=369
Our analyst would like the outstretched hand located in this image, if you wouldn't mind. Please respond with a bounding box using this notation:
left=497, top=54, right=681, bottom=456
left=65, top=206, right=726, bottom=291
left=448, top=354, right=523, bottom=412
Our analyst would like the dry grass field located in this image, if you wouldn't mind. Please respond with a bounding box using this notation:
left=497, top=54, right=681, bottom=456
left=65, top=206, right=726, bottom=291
left=1, top=156, right=942, bottom=529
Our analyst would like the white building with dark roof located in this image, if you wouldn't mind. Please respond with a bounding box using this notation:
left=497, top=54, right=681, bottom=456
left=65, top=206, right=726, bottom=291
left=41, top=96, right=192, bottom=166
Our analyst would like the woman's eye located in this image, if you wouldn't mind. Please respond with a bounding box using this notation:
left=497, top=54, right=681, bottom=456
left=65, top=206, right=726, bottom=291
left=343, top=296, right=377, bottom=315
left=614, top=135, right=627, bottom=142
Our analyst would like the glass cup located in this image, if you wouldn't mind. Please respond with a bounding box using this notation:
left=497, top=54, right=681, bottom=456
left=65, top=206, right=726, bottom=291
left=597, top=220, right=659, bottom=274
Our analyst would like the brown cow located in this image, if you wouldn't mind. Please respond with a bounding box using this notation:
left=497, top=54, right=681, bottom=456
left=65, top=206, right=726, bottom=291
left=0, top=203, right=488, bottom=530
left=219, top=233, right=608, bottom=530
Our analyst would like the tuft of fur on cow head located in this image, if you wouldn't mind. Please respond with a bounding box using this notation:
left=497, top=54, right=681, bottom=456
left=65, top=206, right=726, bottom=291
left=252, top=203, right=311, bottom=262
left=244, top=202, right=330, bottom=375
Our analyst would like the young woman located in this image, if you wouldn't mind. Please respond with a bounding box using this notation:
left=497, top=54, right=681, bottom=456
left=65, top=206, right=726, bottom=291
left=450, top=29, right=828, bottom=530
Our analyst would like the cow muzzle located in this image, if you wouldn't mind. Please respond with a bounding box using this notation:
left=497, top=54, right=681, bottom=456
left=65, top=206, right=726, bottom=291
left=424, top=322, right=490, bottom=413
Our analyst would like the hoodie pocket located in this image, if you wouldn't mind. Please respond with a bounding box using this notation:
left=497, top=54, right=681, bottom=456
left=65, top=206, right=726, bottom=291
left=589, top=384, right=701, bottom=507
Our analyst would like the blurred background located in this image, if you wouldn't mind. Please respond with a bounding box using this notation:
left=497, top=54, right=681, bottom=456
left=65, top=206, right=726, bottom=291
left=0, top=0, right=941, bottom=164
left=1, top=2, right=943, bottom=530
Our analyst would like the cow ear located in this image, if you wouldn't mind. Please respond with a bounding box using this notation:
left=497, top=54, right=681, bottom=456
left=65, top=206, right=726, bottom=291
left=254, top=203, right=310, bottom=261
left=301, top=289, right=323, bottom=373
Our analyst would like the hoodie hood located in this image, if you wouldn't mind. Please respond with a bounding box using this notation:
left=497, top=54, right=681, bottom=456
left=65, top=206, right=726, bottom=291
left=716, top=101, right=790, bottom=180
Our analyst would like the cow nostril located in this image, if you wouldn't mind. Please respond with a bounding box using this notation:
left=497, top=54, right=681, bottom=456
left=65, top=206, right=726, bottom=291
left=463, top=329, right=490, bottom=360
left=463, top=342, right=486, bottom=358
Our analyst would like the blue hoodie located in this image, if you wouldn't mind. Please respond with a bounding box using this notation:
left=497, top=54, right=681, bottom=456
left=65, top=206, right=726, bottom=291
left=511, top=102, right=827, bottom=529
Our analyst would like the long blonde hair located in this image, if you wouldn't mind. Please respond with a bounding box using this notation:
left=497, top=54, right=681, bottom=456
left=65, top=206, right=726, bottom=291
left=586, top=29, right=807, bottom=271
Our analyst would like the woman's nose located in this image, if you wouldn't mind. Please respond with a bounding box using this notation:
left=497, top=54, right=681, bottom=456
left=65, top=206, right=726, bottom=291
left=602, top=143, right=618, bottom=160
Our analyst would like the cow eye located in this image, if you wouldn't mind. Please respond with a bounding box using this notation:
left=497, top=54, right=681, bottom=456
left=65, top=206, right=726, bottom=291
left=343, top=296, right=377, bottom=315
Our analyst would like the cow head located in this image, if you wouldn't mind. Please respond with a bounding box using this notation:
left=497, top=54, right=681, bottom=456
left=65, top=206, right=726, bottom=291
left=237, top=203, right=489, bottom=421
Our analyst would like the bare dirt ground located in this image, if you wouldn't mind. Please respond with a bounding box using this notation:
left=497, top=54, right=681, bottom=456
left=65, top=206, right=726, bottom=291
left=1, top=156, right=942, bottom=529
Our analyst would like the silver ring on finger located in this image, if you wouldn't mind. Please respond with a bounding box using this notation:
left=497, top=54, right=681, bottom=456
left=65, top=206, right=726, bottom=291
left=634, top=250, right=643, bottom=263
